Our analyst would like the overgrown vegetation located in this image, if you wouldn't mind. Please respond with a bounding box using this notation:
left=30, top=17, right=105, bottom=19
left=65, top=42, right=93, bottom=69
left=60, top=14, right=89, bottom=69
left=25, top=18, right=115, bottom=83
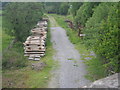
left=3, top=2, right=44, bottom=42
left=2, top=30, right=13, bottom=50
left=52, top=14, right=106, bottom=81
left=2, top=3, right=56, bottom=88
left=45, top=2, right=61, bottom=14
left=2, top=17, right=56, bottom=88
left=75, top=2, right=100, bottom=26
left=26, top=21, right=56, bottom=88
left=45, top=2, right=69, bottom=15
left=83, top=3, right=119, bottom=74
left=0, top=11, right=2, bottom=52
left=69, top=2, right=83, bottom=17
left=2, top=42, right=28, bottom=70
left=50, top=2, right=119, bottom=80
left=2, top=2, right=119, bottom=88
left=2, top=2, right=44, bottom=70
left=59, top=3, right=69, bottom=15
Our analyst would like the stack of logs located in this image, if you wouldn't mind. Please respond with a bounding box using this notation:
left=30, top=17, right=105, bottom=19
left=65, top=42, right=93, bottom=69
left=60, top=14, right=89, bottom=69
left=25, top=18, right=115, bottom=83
left=23, top=18, right=48, bottom=61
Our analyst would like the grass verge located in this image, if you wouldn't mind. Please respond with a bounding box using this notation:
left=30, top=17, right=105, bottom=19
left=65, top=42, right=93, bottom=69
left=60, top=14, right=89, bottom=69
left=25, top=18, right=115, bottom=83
left=2, top=30, right=13, bottom=51
left=51, top=14, right=106, bottom=81
left=0, top=15, right=2, bottom=51
left=2, top=19, right=57, bottom=88
left=26, top=20, right=57, bottom=88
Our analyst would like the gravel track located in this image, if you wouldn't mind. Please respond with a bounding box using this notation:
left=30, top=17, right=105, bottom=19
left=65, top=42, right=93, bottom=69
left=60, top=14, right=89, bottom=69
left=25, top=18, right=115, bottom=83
left=48, top=16, right=90, bottom=88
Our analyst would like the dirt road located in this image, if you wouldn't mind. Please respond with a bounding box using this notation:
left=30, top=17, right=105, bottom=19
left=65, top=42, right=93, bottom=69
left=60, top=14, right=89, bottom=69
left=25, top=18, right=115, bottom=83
left=48, top=15, right=90, bottom=88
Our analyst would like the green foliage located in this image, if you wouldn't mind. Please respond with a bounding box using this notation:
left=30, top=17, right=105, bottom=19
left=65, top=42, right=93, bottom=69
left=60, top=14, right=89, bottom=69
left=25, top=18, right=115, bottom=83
left=26, top=17, right=57, bottom=88
left=45, top=2, right=69, bottom=15
left=3, top=16, right=57, bottom=88
left=52, top=14, right=80, bottom=44
left=85, top=57, right=106, bottom=81
left=2, top=29, right=13, bottom=50
left=70, top=2, right=83, bottom=17
left=0, top=15, right=2, bottom=52
left=84, top=3, right=119, bottom=74
left=52, top=14, right=106, bottom=80
left=2, top=42, right=28, bottom=69
left=45, top=2, right=61, bottom=14
left=59, top=3, right=69, bottom=15
left=53, top=7, right=119, bottom=80
left=46, top=20, right=52, bottom=46
left=75, top=2, right=100, bottom=26
left=3, top=2, right=44, bottom=42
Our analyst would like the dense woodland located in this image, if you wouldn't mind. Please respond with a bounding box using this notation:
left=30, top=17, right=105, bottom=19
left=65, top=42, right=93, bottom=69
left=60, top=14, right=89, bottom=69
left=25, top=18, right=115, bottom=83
left=2, top=2, right=119, bottom=88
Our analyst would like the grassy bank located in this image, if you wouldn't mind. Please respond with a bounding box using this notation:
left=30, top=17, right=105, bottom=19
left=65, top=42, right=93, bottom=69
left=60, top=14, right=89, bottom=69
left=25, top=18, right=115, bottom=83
left=26, top=20, right=57, bottom=88
left=0, top=14, right=2, bottom=51
left=51, top=14, right=106, bottom=81
left=2, top=19, right=57, bottom=88
left=2, top=30, right=13, bottom=51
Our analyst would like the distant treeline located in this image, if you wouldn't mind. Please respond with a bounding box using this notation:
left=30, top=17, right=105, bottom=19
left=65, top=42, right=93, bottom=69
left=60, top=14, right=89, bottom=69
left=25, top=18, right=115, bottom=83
left=45, top=2, right=69, bottom=15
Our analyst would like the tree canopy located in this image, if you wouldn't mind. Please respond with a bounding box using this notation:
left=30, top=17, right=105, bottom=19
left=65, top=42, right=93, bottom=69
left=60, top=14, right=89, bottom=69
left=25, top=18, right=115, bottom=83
left=3, top=2, right=44, bottom=42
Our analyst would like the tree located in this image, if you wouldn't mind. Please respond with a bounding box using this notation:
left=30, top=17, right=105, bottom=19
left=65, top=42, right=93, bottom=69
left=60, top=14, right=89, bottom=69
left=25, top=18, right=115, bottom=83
left=3, top=2, right=44, bottom=42
left=70, top=2, right=83, bottom=17
left=75, top=2, right=100, bottom=27
left=45, top=2, right=61, bottom=14
left=84, top=3, right=119, bottom=74
left=59, top=3, right=69, bottom=15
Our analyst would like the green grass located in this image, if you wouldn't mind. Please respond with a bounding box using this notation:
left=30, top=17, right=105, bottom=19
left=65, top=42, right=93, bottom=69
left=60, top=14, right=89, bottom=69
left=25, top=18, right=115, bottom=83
left=0, top=10, right=2, bottom=15
left=0, top=10, right=2, bottom=51
left=2, top=30, right=13, bottom=51
left=26, top=22, right=58, bottom=87
left=26, top=46, right=57, bottom=88
left=47, top=14, right=59, bottom=27
left=2, top=19, right=57, bottom=88
left=1, top=14, right=13, bottom=51
left=0, top=16, right=2, bottom=52
left=51, top=14, right=106, bottom=81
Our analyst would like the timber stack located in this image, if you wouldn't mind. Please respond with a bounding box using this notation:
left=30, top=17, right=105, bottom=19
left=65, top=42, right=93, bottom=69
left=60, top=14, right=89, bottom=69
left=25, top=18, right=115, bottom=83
left=23, top=18, right=48, bottom=61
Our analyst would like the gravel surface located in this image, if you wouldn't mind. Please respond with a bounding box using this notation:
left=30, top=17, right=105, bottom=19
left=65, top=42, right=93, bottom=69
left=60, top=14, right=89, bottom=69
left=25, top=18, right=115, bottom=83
left=48, top=26, right=90, bottom=88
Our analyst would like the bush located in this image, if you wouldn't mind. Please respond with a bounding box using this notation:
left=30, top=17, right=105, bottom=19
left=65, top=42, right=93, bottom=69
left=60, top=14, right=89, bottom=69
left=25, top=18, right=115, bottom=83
left=85, top=57, right=106, bottom=81
left=2, top=42, right=28, bottom=69
left=84, top=3, right=119, bottom=74
left=45, top=2, right=62, bottom=14
left=3, top=2, right=44, bottom=42
left=75, top=2, right=100, bottom=26
left=59, top=3, right=69, bottom=15
left=70, top=2, right=83, bottom=17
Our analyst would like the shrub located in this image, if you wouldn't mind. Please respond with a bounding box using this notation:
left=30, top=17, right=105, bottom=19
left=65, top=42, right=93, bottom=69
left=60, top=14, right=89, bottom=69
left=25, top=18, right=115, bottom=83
left=2, top=42, right=28, bottom=69
left=3, top=2, right=44, bottom=42
left=59, top=3, right=69, bottom=15
left=70, top=2, right=83, bottom=17
left=84, top=3, right=119, bottom=74
left=75, top=2, right=100, bottom=26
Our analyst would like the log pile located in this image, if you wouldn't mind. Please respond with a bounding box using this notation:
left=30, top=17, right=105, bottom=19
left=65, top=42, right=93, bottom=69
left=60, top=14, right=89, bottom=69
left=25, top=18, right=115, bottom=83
left=64, top=19, right=74, bottom=29
left=23, top=19, right=48, bottom=61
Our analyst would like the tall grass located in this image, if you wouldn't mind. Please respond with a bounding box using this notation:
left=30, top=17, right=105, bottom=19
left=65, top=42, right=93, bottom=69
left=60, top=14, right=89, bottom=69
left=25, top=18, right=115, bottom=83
left=2, top=42, right=28, bottom=70
left=2, top=30, right=13, bottom=51
left=0, top=15, right=2, bottom=52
